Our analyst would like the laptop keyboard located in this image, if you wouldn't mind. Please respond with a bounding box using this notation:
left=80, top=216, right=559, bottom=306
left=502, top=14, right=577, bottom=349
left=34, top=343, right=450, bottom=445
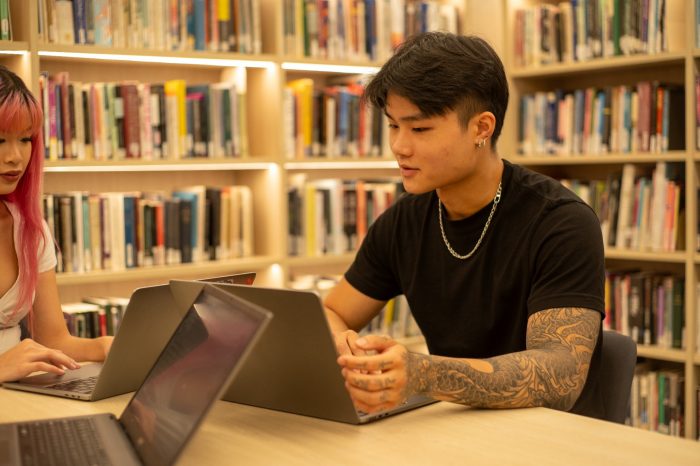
left=45, top=376, right=98, bottom=394
left=17, top=417, right=111, bottom=466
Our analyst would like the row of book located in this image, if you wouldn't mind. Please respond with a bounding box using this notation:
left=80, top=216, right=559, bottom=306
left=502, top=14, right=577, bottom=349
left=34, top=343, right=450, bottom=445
left=37, top=0, right=262, bottom=54
left=289, top=273, right=421, bottom=341
left=287, top=176, right=403, bottom=257
left=43, top=185, right=254, bottom=274
left=285, top=78, right=387, bottom=159
left=513, top=0, right=673, bottom=67
left=61, top=296, right=129, bottom=338
left=283, top=0, right=460, bottom=62
left=38, top=71, right=248, bottom=161
left=561, top=162, right=684, bottom=253
left=629, top=365, right=684, bottom=437
left=517, top=82, right=685, bottom=156
left=604, top=271, right=684, bottom=349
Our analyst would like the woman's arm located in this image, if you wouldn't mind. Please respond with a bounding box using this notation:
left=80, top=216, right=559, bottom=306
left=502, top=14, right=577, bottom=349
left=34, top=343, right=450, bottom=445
left=31, top=269, right=112, bottom=362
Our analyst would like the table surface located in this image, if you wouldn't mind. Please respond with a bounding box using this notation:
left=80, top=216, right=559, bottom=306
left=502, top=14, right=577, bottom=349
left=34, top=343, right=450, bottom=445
left=1, top=387, right=699, bottom=465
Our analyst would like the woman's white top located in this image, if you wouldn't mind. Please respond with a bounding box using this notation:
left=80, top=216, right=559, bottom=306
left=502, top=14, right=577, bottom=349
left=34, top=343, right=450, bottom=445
left=0, top=200, right=57, bottom=354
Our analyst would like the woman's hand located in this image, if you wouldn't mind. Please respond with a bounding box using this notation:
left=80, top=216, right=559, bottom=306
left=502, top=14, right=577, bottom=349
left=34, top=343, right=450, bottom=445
left=0, top=338, right=80, bottom=383
left=94, top=336, right=114, bottom=360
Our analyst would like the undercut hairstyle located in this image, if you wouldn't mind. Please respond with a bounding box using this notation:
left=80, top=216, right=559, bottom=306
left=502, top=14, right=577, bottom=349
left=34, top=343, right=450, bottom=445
left=0, top=65, right=47, bottom=326
left=363, top=32, right=509, bottom=147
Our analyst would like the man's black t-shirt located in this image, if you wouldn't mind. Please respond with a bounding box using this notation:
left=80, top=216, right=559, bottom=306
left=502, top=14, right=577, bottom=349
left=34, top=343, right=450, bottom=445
left=345, top=159, right=606, bottom=417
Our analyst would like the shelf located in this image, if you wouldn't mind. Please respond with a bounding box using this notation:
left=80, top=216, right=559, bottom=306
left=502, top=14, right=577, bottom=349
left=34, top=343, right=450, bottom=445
left=636, top=345, right=688, bottom=363
left=604, top=248, right=688, bottom=263
left=510, top=153, right=687, bottom=166
left=0, top=41, right=29, bottom=54
left=284, top=159, right=397, bottom=170
left=509, top=52, right=687, bottom=79
left=281, top=57, right=381, bottom=74
left=55, top=255, right=280, bottom=286
left=37, top=44, right=276, bottom=68
left=44, top=158, right=279, bottom=173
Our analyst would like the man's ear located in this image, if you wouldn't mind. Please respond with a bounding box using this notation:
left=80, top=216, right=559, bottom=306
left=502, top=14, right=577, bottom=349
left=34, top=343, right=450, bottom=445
left=474, top=111, right=496, bottom=141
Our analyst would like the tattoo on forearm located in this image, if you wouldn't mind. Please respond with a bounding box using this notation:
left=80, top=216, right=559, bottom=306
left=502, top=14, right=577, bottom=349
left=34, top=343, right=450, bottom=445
left=402, top=308, right=600, bottom=411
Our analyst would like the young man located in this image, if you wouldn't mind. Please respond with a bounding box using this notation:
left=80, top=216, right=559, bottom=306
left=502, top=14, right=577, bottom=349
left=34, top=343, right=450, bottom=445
left=324, top=32, right=605, bottom=418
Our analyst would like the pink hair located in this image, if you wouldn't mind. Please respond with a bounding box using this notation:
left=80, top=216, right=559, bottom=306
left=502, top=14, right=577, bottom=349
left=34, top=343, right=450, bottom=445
left=0, top=66, right=46, bottom=327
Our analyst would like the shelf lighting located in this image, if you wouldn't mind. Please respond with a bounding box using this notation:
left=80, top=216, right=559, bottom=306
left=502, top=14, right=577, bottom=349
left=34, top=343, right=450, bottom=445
left=284, top=160, right=397, bottom=170
left=38, top=50, right=274, bottom=68
left=0, top=50, right=26, bottom=55
left=281, top=62, right=380, bottom=74
left=44, top=162, right=276, bottom=173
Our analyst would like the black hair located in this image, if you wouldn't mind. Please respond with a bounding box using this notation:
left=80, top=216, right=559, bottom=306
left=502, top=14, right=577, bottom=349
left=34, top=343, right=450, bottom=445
left=0, top=64, right=36, bottom=111
left=364, top=32, right=509, bottom=146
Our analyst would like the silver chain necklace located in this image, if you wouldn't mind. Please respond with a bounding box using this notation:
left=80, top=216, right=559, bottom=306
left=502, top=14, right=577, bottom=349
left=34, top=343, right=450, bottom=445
left=438, top=182, right=502, bottom=260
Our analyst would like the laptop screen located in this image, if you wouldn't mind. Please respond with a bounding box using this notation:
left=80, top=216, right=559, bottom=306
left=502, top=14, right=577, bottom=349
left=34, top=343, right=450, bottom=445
left=118, top=285, right=270, bottom=466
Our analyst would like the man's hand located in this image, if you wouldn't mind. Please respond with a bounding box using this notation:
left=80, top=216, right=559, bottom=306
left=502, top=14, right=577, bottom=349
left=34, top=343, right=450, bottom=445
left=0, top=339, right=80, bottom=383
left=336, top=335, right=410, bottom=413
left=332, top=329, right=367, bottom=356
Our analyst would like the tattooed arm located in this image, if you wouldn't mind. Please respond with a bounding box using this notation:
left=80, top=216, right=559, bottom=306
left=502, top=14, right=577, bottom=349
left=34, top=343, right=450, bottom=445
left=338, top=307, right=600, bottom=413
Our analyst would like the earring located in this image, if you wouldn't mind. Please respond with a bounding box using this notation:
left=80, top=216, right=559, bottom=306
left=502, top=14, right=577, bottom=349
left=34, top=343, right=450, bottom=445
left=476, top=139, right=486, bottom=148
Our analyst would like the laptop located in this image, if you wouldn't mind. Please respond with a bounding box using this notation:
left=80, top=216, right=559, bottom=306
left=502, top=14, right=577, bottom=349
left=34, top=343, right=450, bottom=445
left=2, top=272, right=256, bottom=401
left=0, top=283, right=272, bottom=466
left=169, top=280, right=437, bottom=424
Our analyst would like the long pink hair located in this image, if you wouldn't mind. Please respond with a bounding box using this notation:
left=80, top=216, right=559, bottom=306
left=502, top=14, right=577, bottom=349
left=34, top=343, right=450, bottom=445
left=0, top=65, right=46, bottom=323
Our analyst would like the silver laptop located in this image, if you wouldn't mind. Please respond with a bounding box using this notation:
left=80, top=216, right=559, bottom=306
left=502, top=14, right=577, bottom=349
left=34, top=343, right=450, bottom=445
left=169, top=280, right=437, bottom=424
left=2, top=272, right=256, bottom=401
left=0, top=284, right=272, bottom=466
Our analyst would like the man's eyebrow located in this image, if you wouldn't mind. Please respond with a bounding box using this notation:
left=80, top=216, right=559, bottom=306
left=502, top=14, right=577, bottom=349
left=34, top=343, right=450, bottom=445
left=384, top=110, right=429, bottom=122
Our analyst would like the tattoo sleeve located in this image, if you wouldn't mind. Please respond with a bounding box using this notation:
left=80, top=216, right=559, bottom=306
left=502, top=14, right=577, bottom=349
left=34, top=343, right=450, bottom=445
left=404, top=308, right=600, bottom=411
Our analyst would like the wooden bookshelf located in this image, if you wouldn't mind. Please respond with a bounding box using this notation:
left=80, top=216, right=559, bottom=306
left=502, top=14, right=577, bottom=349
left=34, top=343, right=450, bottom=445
left=10, top=0, right=697, bottom=441
left=501, top=0, right=700, bottom=440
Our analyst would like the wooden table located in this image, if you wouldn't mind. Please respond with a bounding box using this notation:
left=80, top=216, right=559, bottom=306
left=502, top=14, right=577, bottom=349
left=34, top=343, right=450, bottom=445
left=1, top=387, right=698, bottom=465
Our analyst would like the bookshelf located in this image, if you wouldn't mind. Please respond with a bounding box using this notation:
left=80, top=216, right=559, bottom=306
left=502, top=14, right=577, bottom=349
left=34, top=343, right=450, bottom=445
left=7, top=0, right=694, bottom=438
left=501, top=0, right=699, bottom=439
left=3, top=1, right=469, bottom=325
left=5, top=0, right=288, bottom=302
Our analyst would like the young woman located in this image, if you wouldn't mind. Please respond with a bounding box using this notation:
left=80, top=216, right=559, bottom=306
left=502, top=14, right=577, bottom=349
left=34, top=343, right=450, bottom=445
left=0, top=65, right=111, bottom=383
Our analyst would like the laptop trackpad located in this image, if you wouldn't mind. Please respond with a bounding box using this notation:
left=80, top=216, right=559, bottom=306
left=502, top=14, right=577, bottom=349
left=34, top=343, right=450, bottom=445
left=15, top=363, right=103, bottom=386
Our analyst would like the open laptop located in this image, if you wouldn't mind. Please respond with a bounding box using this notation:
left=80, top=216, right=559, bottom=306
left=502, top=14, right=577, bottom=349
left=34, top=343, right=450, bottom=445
left=169, top=280, right=437, bottom=425
left=2, top=272, right=256, bottom=401
left=0, top=283, right=272, bottom=466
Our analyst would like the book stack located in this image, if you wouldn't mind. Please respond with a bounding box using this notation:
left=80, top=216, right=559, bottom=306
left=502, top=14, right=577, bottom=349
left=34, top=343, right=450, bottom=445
left=561, top=162, right=684, bottom=253
left=629, top=364, right=684, bottom=437
left=43, top=185, right=254, bottom=274
left=287, top=175, right=403, bottom=257
left=285, top=78, right=387, bottom=159
left=517, top=82, right=685, bottom=156
left=604, top=271, right=684, bottom=349
left=512, top=0, right=677, bottom=66
left=283, top=0, right=460, bottom=62
left=38, top=72, right=248, bottom=161
left=37, top=0, right=262, bottom=53
left=61, top=296, right=128, bottom=338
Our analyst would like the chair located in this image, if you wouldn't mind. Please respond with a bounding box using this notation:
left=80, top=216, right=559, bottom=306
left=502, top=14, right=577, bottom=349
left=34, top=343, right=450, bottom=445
left=598, top=330, right=637, bottom=424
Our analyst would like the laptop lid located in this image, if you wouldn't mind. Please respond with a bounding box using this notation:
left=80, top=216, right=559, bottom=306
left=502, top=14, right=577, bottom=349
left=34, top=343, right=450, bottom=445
left=2, top=272, right=258, bottom=400
left=119, top=283, right=271, bottom=466
left=168, top=281, right=435, bottom=424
